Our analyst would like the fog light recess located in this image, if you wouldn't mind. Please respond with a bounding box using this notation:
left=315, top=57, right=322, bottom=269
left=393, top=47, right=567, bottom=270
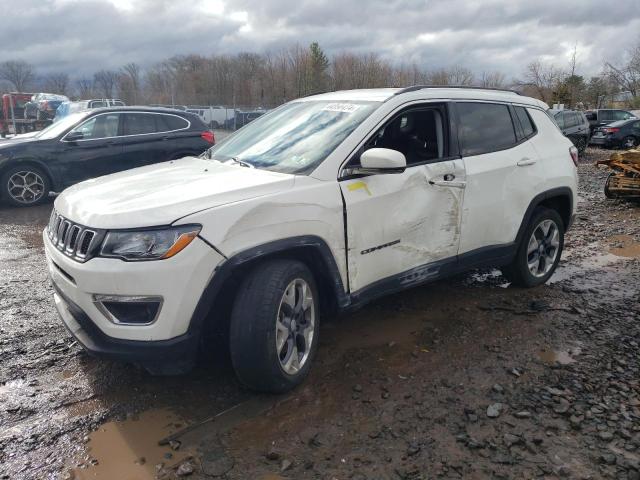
left=93, top=295, right=163, bottom=325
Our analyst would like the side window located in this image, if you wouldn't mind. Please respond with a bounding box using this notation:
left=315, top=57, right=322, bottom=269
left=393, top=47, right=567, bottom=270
left=457, top=102, right=517, bottom=156
left=70, top=113, right=120, bottom=140
left=357, top=107, right=446, bottom=166
left=615, top=111, right=632, bottom=121
left=124, top=113, right=158, bottom=135
left=585, top=112, right=596, bottom=121
left=156, top=114, right=189, bottom=132
left=600, top=110, right=613, bottom=122
left=515, top=106, right=536, bottom=138
left=566, top=112, right=578, bottom=128
left=579, top=113, right=588, bottom=126
left=554, top=113, right=565, bottom=129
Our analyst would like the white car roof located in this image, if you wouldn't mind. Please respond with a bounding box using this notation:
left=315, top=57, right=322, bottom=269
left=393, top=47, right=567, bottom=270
left=298, top=87, right=548, bottom=109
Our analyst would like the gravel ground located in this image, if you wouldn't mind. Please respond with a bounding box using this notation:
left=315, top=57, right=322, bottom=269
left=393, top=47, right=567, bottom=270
left=0, top=147, right=639, bottom=480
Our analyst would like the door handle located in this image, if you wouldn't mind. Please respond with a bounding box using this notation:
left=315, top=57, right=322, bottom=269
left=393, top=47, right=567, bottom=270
left=517, top=158, right=536, bottom=167
left=429, top=174, right=466, bottom=189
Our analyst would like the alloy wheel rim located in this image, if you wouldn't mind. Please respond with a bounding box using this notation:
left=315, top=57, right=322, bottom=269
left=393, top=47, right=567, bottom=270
left=275, top=278, right=315, bottom=375
left=527, top=219, right=560, bottom=278
left=7, top=171, right=45, bottom=204
left=624, top=137, right=636, bottom=148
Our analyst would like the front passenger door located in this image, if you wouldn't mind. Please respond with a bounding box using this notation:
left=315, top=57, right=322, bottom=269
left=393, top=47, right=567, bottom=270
left=339, top=105, right=465, bottom=294
left=58, top=112, right=125, bottom=186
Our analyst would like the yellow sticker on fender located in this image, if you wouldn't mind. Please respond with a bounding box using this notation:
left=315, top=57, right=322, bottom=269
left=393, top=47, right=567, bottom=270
left=347, top=181, right=371, bottom=196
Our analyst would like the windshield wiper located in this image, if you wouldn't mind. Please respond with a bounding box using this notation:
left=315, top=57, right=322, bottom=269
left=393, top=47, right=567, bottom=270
left=229, top=157, right=254, bottom=168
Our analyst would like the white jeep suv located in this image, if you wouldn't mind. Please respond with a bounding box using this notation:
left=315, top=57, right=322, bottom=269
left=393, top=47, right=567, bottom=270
left=44, top=87, right=578, bottom=392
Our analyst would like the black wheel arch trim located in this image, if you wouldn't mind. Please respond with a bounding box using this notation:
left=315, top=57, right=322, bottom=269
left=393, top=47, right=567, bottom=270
left=514, top=187, right=574, bottom=246
left=187, top=235, right=350, bottom=336
left=0, top=158, right=60, bottom=194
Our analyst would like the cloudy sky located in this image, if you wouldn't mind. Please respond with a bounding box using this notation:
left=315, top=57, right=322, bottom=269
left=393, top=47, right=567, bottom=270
left=2, top=0, right=639, bottom=80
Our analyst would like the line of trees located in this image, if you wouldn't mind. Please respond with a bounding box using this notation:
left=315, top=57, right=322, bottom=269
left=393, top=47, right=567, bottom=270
left=1, top=41, right=639, bottom=109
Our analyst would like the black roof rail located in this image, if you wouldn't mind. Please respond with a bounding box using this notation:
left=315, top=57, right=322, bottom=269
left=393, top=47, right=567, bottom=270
left=394, top=85, right=522, bottom=96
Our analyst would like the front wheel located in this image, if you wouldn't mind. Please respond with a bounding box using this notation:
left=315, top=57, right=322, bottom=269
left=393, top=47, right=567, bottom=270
left=502, top=208, right=564, bottom=287
left=574, top=136, right=587, bottom=155
left=1, top=165, right=51, bottom=207
left=229, top=259, right=319, bottom=393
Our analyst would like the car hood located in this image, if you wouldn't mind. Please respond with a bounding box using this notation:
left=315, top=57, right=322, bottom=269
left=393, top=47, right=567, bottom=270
left=0, top=136, right=38, bottom=148
left=55, top=157, right=295, bottom=229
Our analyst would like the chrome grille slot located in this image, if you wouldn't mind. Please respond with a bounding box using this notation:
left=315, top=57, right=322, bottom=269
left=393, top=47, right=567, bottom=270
left=77, top=230, right=96, bottom=258
left=57, top=220, right=70, bottom=248
left=65, top=225, right=81, bottom=254
left=46, top=209, right=101, bottom=262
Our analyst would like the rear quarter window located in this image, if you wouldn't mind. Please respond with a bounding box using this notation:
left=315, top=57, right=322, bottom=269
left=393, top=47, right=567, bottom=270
left=457, top=102, right=517, bottom=156
left=124, top=113, right=157, bottom=135
left=157, top=114, right=190, bottom=132
left=514, top=106, right=536, bottom=138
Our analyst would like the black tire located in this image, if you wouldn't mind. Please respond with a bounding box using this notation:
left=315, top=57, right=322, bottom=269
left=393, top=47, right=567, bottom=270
left=229, top=259, right=319, bottom=393
left=575, top=136, right=587, bottom=155
left=622, top=136, right=638, bottom=149
left=1, top=165, right=51, bottom=207
left=502, top=207, right=565, bottom=288
left=604, top=173, right=617, bottom=199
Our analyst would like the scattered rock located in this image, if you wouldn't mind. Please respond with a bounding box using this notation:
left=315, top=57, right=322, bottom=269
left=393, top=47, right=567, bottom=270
left=487, top=403, right=504, bottom=418
left=280, top=459, right=293, bottom=472
left=176, top=462, right=194, bottom=477
left=514, top=411, right=532, bottom=419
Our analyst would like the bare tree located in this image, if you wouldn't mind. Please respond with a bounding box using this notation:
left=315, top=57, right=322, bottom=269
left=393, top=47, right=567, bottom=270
left=0, top=60, right=35, bottom=91
left=43, top=73, right=70, bottom=95
left=479, top=71, right=506, bottom=88
left=517, top=60, right=563, bottom=104
left=76, top=78, right=94, bottom=98
left=93, top=70, right=119, bottom=98
left=605, top=41, right=640, bottom=98
left=120, top=62, right=142, bottom=104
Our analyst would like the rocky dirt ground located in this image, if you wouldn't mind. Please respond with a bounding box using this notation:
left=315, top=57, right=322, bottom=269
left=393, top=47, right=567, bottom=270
left=0, top=147, right=639, bottom=480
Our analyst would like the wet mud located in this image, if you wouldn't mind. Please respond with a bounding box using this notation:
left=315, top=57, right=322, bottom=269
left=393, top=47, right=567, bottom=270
left=1, top=147, right=639, bottom=479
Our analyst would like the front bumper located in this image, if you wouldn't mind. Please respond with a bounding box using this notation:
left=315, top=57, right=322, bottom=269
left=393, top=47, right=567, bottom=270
left=53, top=283, right=198, bottom=373
left=44, top=230, right=225, bottom=371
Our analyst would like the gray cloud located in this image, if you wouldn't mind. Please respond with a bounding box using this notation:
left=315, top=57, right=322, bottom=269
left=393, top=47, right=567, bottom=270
left=1, top=0, right=638, bottom=81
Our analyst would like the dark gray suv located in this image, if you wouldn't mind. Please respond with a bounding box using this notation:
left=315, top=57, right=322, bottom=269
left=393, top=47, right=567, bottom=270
left=551, top=109, right=590, bottom=154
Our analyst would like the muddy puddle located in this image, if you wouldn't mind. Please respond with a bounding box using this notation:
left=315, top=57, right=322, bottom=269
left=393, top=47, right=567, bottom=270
left=538, top=344, right=582, bottom=365
left=606, top=234, right=640, bottom=258
left=72, top=409, right=190, bottom=480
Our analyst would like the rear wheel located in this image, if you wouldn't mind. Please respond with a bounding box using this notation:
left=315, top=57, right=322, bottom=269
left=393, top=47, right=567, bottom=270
left=1, top=165, right=51, bottom=207
left=622, top=136, right=638, bottom=149
left=229, top=259, right=319, bottom=393
left=502, top=208, right=564, bottom=287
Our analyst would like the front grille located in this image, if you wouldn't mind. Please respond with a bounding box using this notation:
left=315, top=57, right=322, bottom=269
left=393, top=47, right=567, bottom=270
left=47, top=210, right=102, bottom=262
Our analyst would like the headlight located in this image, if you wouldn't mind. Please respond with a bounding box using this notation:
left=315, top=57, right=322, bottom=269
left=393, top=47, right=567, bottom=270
left=100, top=225, right=201, bottom=261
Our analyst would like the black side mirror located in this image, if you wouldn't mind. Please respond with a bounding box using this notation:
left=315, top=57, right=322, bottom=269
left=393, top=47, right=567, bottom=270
left=65, top=131, right=84, bottom=142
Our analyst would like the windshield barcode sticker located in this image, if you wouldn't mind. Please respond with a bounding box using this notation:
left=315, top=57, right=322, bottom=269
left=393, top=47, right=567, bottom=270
left=322, top=103, right=361, bottom=113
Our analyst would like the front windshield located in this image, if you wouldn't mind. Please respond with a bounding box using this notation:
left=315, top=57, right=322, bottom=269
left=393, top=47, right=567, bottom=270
left=34, top=112, right=89, bottom=140
left=205, top=100, right=380, bottom=174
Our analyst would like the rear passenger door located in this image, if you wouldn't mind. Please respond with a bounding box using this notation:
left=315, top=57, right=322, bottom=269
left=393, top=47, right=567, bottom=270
left=120, top=112, right=167, bottom=168
left=456, top=102, right=543, bottom=256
